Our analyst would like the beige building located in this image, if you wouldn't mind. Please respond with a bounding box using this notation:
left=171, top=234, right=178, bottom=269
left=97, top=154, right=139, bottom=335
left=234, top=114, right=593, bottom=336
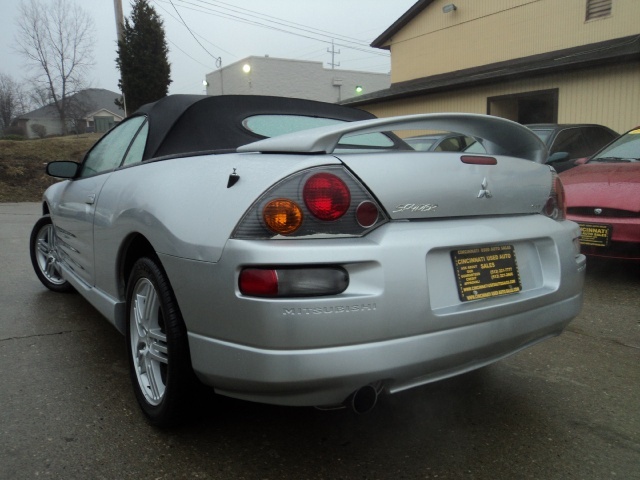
left=342, top=0, right=640, bottom=134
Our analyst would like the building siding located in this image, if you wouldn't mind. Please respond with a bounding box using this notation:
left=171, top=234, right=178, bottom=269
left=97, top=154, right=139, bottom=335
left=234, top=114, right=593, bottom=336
left=388, top=0, right=639, bottom=84
left=362, top=63, right=639, bottom=133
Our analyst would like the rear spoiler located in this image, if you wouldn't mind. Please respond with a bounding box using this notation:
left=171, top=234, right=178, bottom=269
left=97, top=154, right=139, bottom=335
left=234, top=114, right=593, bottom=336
left=237, top=113, right=547, bottom=163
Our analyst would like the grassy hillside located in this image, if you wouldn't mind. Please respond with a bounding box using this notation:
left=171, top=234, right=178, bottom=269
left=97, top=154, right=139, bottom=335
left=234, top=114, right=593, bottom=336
left=0, top=134, right=101, bottom=202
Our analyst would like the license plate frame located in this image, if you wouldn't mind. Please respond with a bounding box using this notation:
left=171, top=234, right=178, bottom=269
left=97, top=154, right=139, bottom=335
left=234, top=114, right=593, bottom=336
left=451, top=245, right=522, bottom=302
left=577, top=222, right=611, bottom=247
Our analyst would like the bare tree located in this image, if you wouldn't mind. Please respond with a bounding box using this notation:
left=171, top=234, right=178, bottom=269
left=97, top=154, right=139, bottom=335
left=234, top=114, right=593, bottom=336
left=14, top=0, right=95, bottom=135
left=67, top=91, right=98, bottom=134
left=29, top=85, right=52, bottom=109
left=0, top=73, right=30, bottom=133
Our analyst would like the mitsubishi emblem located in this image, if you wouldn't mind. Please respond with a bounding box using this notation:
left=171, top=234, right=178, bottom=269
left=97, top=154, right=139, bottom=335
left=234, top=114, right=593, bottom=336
left=594, top=208, right=603, bottom=215
left=477, top=177, right=492, bottom=198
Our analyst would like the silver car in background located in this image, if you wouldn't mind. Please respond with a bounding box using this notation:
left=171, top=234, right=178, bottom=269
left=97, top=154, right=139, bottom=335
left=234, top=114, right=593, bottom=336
left=30, top=95, right=585, bottom=426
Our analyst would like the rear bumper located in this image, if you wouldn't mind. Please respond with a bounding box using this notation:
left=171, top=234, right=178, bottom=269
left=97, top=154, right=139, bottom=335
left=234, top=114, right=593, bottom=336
left=159, top=215, right=586, bottom=406
left=188, top=291, right=583, bottom=406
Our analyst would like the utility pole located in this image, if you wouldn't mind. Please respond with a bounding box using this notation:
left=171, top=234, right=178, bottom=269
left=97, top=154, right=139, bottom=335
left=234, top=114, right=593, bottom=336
left=113, top=0, right=124, bottom=42
left=113, top=0, right=127, bottom=115
left=327, top=39, right=340, bottom=69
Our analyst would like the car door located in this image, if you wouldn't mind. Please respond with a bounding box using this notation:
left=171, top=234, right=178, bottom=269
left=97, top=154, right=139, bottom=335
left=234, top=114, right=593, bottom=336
left=53, top=116, right=147, bottom=286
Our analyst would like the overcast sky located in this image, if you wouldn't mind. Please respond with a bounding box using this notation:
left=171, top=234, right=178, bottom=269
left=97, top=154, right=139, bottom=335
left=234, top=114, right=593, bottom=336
left=0, top=0, right=416, bottom=96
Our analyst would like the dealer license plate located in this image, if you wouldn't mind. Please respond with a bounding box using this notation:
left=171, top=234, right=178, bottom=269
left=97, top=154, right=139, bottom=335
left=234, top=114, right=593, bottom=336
left=451, top=245, right=522, bottom=302
left=578, top=223, right=611, bottom=247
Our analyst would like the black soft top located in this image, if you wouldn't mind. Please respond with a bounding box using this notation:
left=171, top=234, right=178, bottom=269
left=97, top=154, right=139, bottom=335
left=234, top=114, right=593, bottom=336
left=133, top=95, right=377, bottom=160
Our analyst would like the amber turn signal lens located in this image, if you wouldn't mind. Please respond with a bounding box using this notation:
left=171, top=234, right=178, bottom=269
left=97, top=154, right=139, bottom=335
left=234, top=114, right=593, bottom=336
left=263, top=199, right=303, bottom=235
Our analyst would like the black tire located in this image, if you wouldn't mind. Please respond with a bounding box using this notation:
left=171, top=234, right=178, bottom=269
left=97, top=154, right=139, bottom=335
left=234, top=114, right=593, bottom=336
left=29, top=215, right=74, bottom=293
left=125, top=256, right=197, bottom=427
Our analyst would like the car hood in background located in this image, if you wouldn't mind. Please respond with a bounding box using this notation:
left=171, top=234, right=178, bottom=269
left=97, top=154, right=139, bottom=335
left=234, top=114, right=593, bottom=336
left=560, top=163, right=640, bottom=211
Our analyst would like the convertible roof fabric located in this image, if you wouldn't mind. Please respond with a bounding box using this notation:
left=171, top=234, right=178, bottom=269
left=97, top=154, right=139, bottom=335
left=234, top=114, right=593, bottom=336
left=133, top=95, right=376, bottom=160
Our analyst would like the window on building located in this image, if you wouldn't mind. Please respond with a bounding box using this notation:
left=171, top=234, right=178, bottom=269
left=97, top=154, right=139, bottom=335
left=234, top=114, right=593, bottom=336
left=487, top=89, right=559, bottom=124
left=586, top=0, right=612, bottom=21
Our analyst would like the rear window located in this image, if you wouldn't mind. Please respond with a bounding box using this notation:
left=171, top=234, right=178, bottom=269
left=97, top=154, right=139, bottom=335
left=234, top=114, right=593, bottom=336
left=243, top=114, right=394, bottom=148
left=529, top=128, right=553, bottom=144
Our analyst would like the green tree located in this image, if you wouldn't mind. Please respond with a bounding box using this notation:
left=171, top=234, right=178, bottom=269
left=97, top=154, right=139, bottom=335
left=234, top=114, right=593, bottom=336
left=116, top=0, right=171, bottom=115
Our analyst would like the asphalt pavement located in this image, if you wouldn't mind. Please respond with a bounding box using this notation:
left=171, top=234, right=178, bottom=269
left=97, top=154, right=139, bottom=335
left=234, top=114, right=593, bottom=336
left=1, top=202, right=639, bottom=479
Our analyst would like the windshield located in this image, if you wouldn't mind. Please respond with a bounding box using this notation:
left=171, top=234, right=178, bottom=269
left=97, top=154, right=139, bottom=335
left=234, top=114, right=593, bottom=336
left=589, top=128, right=640, bottom=163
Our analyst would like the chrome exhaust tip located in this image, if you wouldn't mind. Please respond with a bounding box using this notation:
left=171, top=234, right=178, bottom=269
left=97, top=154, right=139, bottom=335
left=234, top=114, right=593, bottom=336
left=347, top=384, right=379, bottom=414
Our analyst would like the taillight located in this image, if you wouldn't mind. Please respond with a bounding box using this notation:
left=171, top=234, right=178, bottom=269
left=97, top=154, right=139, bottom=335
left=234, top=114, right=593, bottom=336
left=356, top=201, right=379, bottom=228
left=303, top=173, right=350, bottom=221
left=239, top=267, right=348, bottom=297
left=233, top=166, right=388, bottom=239
left=238, top=269, right=278, bottom=296
left=542, top=170, right=566, bottom=221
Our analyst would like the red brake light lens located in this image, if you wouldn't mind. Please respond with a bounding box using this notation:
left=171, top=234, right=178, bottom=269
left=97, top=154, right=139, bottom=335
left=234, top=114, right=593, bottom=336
left=238, top=269, right=278, bottom=296
left=356, top=201, right=379, bottom=228
left=239, top=267, right=349, bottom=297
left=303, top=173, right=351, bottom=221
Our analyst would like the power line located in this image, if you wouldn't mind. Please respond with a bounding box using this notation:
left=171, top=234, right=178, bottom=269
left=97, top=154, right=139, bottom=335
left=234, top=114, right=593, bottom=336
left=152, top=0, right=236, bottom=58
left=191, top=0, right=373, bottom=47
left=157, top=0, right=389, bottom=57
left=165, top=37, right=213, bottom=69
left=167, top=0, right=221, bottom=67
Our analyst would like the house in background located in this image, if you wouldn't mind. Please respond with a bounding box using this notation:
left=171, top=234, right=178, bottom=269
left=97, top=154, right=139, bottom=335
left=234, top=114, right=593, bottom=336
left=15, top=88, right=124, bottom=138
left=84, top=107, right=123, bottom=133
left=204, top=56, right=390, bottom=103
left=341, top=0, right=640, bottom=134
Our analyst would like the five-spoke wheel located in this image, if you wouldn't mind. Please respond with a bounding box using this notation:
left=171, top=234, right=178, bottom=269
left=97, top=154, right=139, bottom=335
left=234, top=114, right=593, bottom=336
left=126, top=256, right=196, bottom=426
left=129, top=276, right=169, bottom=406
left=29, top=215, right=73, bottom=292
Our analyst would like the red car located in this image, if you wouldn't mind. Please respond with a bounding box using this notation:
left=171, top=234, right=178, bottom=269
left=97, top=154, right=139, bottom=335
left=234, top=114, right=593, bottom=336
left=560, top=127, right=640, bottom=259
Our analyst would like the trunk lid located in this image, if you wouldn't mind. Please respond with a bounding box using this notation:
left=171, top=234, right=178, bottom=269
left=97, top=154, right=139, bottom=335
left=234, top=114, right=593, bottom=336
left=335, top=152, right=552, bottom=219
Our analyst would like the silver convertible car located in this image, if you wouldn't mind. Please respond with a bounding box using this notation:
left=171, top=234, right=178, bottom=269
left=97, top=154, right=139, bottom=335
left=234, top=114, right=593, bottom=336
left=30, top=95, right=586, bottom=426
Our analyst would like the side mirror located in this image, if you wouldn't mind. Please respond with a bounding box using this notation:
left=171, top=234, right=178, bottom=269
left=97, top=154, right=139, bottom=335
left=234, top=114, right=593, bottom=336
left=546, top=152, right=569, bottom=164
left=46, top=161, right=80, bottom=179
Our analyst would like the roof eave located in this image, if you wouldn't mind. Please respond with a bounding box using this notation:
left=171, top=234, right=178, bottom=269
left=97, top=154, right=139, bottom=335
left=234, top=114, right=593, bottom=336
left=345, top=35, right=640, bottom=106
left=371, top=0, right=434, bottom=49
